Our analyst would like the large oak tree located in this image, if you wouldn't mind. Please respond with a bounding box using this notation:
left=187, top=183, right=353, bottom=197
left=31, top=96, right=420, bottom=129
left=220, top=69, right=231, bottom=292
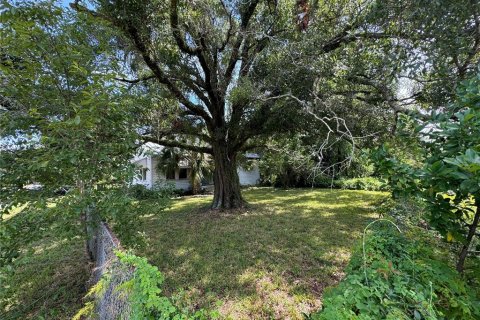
left=69, top=0, right=374, bottom=208
left=70, top=0, right=479, bottom=209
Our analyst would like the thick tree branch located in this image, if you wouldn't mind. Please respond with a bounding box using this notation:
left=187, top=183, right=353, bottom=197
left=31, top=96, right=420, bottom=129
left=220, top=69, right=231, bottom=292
left=170, top=0, right=219, bottom=116
left=170, top=72, right=212, bottom=107
left=458, top=11, right=480, bottom=77
left=321, top=31, right=398, bottom=54
left=69, top=1, right=111, bottom=21
left=124, top=23, right=214, bottom=129
left=218, top=0, right=234, bottom=52
left=153, top=118, right=212, bottom=143
left=71, top=1, right=214, bottom=129
left=142, top=136, right=213, bottom=154
left=346, top=75, right=419, bottom=114
left=169, top=0, right=201, bottom=55
left=224, top=0, right=260, bottom=85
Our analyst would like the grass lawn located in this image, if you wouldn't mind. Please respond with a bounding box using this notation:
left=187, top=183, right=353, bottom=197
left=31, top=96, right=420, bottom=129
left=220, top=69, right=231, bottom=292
left=0, top=205, right=89, bottom=320
left=136, top=187, right=387, bottom=319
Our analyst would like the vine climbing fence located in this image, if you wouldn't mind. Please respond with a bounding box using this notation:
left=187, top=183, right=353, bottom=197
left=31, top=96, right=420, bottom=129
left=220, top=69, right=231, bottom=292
left=85, top=209, right=134, bottom=319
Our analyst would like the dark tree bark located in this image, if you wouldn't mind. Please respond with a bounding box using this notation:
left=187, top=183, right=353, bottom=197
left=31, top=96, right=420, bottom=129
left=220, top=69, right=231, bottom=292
left=211, top=143, right=244, bottom=209
left=456, top=197, right=480, bottom=273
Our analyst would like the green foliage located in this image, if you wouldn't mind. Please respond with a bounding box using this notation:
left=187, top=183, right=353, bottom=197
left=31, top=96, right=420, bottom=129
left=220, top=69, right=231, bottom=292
left=115, top=252, right=215, bottom=320
left=372, top=146, right=421, bottom=199
left=128, top=183, right=175, bottom=201
left=0, top=1, right=144, bottom=236
left=376, top=197, right=428, bottom=228
left=347, top=150, right=376, bottom=178
left=373, top=74, right=480, bottom=268
left=89, top=186, right=171, bottom=248
left=0, top=202, right=89, bottom=319
left=335, top=177, right=389, bottom=191
left=0, top=193, right=86, bottom=267
left=129, top=184, right=157, bottom=200
left=0, top=205, right=52, bottom=267
left=259, top=135, right=316, bottom=188
left=310, top=225, right=480, bottom=320
left=117, top=251, right=179, bottom=320
left=259, top=133, right=378, bottom=189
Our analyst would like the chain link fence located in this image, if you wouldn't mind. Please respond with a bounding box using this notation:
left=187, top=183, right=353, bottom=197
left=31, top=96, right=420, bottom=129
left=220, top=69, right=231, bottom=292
left=86, top=210, right=134, bottom=319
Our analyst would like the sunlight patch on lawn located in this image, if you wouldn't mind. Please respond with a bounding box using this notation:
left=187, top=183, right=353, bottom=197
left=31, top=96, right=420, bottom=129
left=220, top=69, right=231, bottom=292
left=134, top=188, right=387, bottom=319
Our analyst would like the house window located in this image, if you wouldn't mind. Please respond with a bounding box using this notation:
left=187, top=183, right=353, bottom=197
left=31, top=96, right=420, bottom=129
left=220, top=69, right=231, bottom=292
left=140, top=168, right=148, bottom=181
left=178, top=168, right=188, bottom=179
left=166, top=168, right=175, bottom=180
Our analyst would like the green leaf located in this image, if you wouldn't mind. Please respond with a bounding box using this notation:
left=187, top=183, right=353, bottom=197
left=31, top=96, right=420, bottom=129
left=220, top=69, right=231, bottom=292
left=449, top=171, right=470, bottom=180
left=414, top=310, right=421, bottom=320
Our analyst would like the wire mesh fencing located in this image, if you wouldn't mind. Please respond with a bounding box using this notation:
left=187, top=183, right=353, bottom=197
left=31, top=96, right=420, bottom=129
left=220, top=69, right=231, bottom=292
left=85, top=210, right=134, bottom=319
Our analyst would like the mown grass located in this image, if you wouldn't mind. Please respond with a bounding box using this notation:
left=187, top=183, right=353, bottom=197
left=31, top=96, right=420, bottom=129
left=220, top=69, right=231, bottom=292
left=0, top=205, right=89, bottom=320
left=136, top=187, right=387, bottom=319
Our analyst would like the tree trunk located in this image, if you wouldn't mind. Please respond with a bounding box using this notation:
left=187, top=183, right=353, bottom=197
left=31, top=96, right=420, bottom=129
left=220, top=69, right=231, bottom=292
left=456, top=196, right=480, bottom=273
left=211, top=144, right=244, bottom=209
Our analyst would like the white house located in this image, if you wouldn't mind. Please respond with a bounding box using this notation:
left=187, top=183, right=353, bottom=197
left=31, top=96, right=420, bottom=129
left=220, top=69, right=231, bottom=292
left=131, top=143, right=260, bottom=190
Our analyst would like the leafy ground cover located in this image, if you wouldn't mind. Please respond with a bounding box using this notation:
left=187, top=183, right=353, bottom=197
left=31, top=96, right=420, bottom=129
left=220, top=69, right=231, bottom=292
left=134, top=187, right=386, bottom=319
left=0, top=204, right=89, bottom=320
left=310, top=224, right=480, bottom=319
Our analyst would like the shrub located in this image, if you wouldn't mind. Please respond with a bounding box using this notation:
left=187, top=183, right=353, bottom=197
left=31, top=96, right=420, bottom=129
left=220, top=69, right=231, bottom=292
left=128, top=184, right=154, bottom=200
left=311, top=174, right=337, bottom=188
left=372, top=74, right=480, bottom=272
left=128, top=182, right=174, bottom=200
left=335, top=177, right=389, bottom=191
left=309, top=224, right=480, bottom=320
left=376, top=197, right=429, bottom=229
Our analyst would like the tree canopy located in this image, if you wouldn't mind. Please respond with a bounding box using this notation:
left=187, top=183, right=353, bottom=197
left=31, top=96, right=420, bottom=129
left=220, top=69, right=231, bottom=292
left=1, top=0, right=479, bottom=210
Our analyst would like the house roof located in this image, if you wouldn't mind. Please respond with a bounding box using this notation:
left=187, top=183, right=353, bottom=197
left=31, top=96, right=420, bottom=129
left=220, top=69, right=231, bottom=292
left=139, top=142, right=165, bottom=155
left=131, top=142, right=164, bottom=162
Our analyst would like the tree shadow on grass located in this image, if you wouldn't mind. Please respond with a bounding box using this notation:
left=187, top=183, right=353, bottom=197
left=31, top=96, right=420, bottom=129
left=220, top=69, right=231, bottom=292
left=138, top=188, right=386, bottom=319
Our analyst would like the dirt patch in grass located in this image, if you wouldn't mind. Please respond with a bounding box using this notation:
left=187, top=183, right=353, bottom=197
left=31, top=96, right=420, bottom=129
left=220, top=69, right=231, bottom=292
left=135, top=187, right=387, bottom=319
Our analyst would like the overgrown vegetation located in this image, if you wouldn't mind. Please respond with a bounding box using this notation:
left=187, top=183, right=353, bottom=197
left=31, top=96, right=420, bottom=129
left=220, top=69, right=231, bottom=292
left=76, top=251, right=216, bottom=320
left=258, top=136, right=378, bottom=189
left=335, top=177, right=388, bottom=191
left=128, top=183, right=175, bottom=201
left=374, top=74, right=480, bottom=272
left=1, top=0, right=479, bottom=318
left=310, top=224, right=480, bottom=319
left=0, top=204, right=89, bottom=319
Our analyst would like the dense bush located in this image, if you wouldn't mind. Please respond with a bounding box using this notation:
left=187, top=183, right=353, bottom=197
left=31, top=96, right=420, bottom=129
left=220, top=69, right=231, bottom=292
left=375, top=197, right=429, bottom=228
left=335, top=177, right=389, bottom=191
left=373, top=75, right=480, bottom=272
left=128, top=184, right=155, bottom=200
left=128, top=183, right=174, bottom=200
left=259, top=145, right=377, bottom=189
left=98, top=185, right=173, bottom=247
left=310, top=225, right=480, bottom=320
